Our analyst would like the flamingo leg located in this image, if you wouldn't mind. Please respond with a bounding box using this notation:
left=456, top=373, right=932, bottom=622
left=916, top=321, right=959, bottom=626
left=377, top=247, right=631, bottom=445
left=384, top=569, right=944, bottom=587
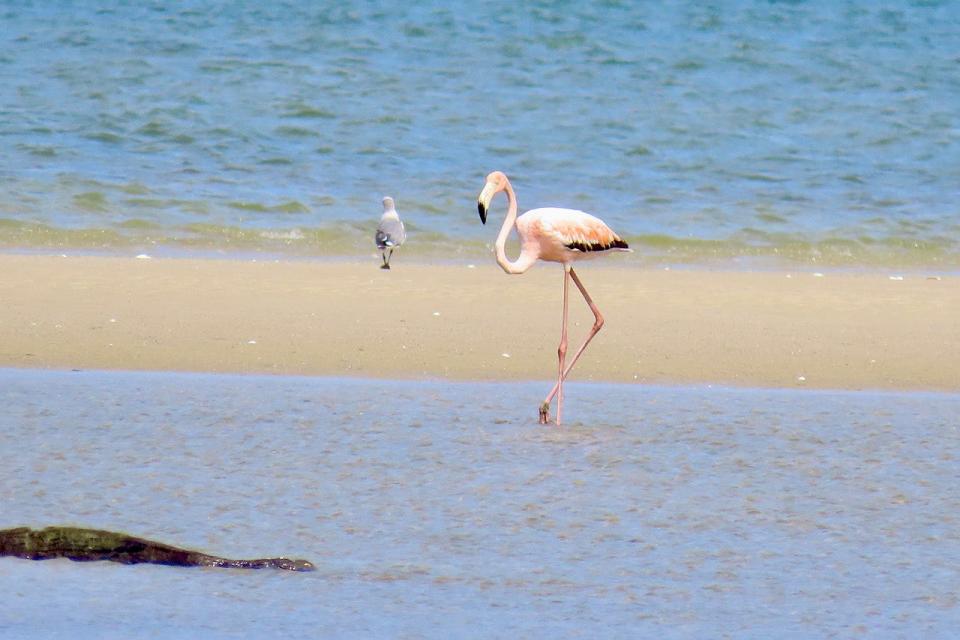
left=541, top=266, right=570, bottom=425
left=541, top=267, right=605, bottom=419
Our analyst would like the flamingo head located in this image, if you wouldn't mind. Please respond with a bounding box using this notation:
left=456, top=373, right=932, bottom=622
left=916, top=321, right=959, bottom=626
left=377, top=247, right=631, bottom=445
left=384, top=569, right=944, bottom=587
left=477, top=171, right=508, bottom=225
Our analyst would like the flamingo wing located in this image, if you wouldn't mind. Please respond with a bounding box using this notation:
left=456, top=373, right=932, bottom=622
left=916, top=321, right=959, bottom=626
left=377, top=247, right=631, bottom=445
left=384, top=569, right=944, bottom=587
left=527, top=208, right=629, bottom=253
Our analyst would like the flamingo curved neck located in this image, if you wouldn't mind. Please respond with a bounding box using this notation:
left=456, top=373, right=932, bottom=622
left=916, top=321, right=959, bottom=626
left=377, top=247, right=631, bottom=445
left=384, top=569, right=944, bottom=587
left=495, top=181, right=537, bottom=275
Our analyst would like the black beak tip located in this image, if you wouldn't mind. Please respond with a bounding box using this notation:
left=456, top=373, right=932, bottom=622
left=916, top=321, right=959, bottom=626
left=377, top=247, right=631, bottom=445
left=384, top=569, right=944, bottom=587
left=477, top=201, right=487, bottom=224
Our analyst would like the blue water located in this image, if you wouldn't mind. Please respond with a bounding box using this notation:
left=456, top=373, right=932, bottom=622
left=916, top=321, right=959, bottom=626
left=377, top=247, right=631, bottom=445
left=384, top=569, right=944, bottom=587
left=1, top=2, right=959, bottom=264
left=1, top=369, right=959, bottom=638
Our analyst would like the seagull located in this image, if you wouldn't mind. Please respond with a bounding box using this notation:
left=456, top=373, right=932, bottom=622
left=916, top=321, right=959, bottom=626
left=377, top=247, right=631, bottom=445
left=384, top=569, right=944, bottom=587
left=375, top=196, right=406, bottom=270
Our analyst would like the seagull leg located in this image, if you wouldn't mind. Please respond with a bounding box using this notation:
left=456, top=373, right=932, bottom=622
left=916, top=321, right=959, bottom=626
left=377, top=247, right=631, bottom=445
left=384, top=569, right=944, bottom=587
left=541, top=266, right=570, bottom=425
left=541, top=267, right=605, bottom=416
left=380, top=250, right=391, bottom=270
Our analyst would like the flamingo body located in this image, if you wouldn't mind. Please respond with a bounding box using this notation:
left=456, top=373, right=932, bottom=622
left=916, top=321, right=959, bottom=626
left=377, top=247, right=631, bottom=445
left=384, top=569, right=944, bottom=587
left=476, top=171, right=629, bottom=425
left=516, top=207, right=630, bottom=265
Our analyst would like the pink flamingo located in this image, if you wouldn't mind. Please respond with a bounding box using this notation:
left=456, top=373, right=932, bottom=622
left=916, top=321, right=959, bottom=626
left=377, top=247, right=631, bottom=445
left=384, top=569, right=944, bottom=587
left=476, top=171, right=630, bottom=425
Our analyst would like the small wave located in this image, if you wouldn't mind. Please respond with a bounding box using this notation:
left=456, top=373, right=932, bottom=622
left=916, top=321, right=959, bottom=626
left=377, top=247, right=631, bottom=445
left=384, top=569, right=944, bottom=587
left=402, top=25, right=430, bottom=38
left=259, top=157, right=294, bottom=166
left=672, top=59, right=706, bottom=71
left=755, top=212, right=788, bottom=224
left=0, top=220, right=126, bottom=248
left=16, top=144, right=58, bottom=157
left=117, top=182, right=151, bottom=195
left=73, top=192, right=109, bottom=212
left=227, top=201, right=309, bottom=214
left=282, top=105, right=337, bottom=120
left=137, top=121, right=169, bottom=137
left=274, top=126, right=318, bottom=138
left=629, top=233, right=960, bottom=268
left=260, top=229, right=305, bottom=241
left=84, top=132, right=124, bottom=144
left=118, top=219, right=162, bottom=230
left=1, top=219, right=955, bottom=269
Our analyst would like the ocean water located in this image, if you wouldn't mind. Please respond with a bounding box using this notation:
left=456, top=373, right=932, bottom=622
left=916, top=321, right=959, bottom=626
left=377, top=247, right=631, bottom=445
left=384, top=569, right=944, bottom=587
left=0, top=2, right=958, bottom=266
left=1, top=368, right=958, bottom=638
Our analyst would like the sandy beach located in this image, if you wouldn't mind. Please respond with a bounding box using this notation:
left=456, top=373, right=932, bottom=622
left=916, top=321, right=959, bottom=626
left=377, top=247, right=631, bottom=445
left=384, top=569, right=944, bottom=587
left=0, top=254, right=956, bottom=391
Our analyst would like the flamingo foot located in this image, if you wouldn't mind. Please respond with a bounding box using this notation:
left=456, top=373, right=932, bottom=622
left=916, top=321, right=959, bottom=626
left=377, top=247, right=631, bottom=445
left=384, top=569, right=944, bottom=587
left=538, top=401, right=551, bottom=425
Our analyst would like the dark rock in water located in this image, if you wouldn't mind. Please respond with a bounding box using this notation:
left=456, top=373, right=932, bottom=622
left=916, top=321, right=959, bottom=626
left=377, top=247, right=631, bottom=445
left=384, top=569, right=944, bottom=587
left=0, top=526, right=315, bottom=572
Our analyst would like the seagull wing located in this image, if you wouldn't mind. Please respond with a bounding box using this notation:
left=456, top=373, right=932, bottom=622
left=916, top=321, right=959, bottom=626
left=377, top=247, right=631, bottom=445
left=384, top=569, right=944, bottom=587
left=375, top=217, right=406, bottom=249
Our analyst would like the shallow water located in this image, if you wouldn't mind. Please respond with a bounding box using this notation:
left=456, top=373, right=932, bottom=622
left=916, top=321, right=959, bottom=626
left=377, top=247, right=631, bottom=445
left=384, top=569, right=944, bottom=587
left=1, top=368, right=958, bottom=638
left=1, top=2, right=958, bottom=265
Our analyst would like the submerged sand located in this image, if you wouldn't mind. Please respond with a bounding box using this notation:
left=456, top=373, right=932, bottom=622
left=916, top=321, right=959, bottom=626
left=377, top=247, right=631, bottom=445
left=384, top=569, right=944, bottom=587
left=0, top=254, right=956, bottom=391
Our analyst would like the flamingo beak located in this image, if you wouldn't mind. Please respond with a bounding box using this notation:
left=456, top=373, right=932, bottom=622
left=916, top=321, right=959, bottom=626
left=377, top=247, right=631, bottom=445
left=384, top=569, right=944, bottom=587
left=477, top=182, right=494, bottom=225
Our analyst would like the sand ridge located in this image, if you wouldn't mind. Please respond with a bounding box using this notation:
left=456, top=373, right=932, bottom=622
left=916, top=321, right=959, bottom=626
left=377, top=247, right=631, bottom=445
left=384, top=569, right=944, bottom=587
left=1, top=254, right=957, bottom=391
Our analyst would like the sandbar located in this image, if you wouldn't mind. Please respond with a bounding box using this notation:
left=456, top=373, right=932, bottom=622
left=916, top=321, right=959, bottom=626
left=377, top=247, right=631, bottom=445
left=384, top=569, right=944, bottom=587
left=0, top=254, right=956, bottom=392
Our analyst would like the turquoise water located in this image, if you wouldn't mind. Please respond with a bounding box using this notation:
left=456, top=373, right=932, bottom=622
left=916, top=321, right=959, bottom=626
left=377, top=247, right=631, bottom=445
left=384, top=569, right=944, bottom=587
left=1, top=2, right=958, bottom=265
left=2, top=369, right=959, bottom=638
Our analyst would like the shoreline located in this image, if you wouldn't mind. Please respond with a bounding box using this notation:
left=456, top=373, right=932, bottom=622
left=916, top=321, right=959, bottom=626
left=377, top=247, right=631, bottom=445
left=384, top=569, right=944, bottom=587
left=3, top=243, right=958, bottom=276
left=1, top=254, right=957, bottom=392
left=6, top=367, right=960, bottom=399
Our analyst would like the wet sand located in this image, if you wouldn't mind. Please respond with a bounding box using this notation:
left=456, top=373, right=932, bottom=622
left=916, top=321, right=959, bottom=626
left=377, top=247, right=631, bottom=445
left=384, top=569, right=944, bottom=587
left=0, top=254, right=957, bottom=391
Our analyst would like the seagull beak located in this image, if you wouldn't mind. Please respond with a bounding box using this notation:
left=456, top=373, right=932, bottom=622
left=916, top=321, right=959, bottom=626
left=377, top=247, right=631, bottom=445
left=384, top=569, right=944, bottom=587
left=477, top=182, right=494, bottom=225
